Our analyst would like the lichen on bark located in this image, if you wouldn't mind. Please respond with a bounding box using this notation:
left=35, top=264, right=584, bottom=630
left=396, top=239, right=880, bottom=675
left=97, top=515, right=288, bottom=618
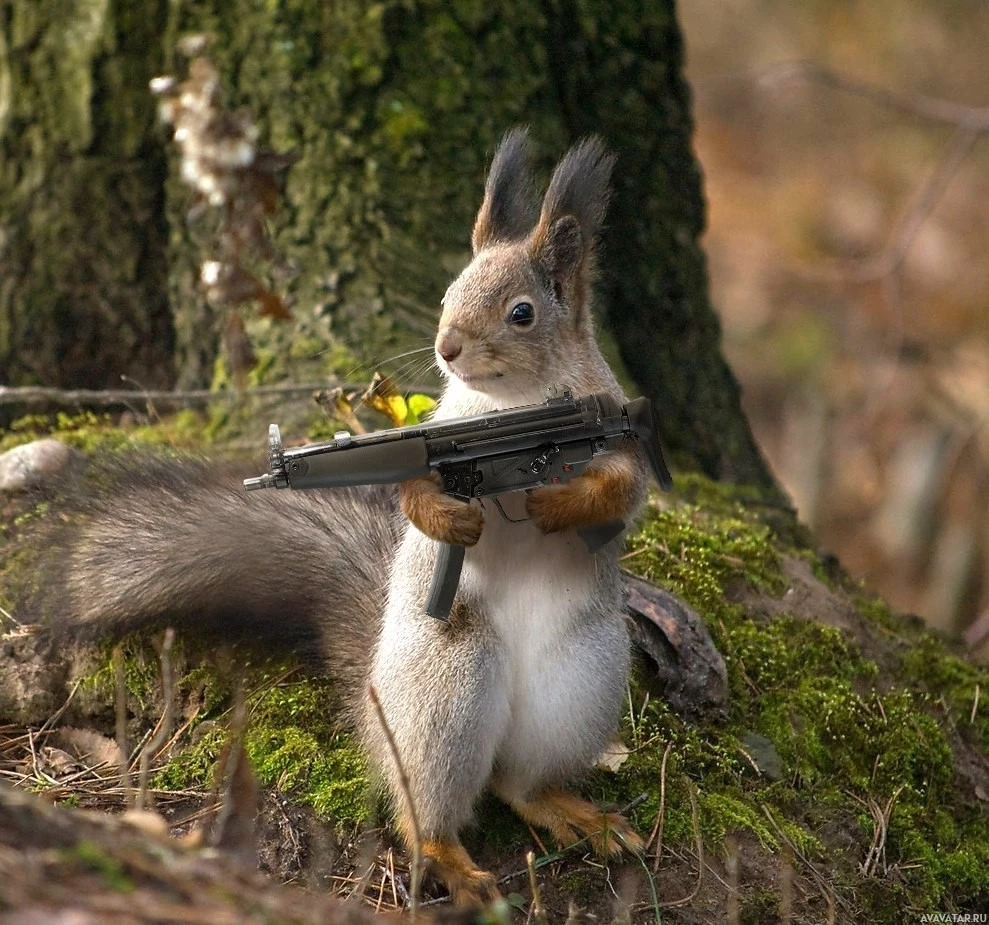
left=0, top=0, right=173, bottom=395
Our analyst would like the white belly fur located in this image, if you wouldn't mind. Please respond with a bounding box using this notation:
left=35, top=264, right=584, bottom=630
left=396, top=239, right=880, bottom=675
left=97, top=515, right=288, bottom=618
left=462, top=497, right=628, bottom=797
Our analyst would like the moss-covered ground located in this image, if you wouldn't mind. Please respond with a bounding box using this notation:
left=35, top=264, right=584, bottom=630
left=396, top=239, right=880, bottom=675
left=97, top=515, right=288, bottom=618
left=600, top=474, right=989, bottom=918
left=3, top=416, right=989, bottom=919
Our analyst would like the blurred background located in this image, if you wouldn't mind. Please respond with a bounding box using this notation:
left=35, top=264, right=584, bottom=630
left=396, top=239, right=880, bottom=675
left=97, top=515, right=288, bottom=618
left=680, top=0, right=989, bottom=655
left=678, top=0, right=989, bottom=651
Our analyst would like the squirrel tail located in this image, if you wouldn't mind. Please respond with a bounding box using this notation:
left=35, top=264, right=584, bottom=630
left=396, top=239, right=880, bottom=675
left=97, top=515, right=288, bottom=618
left=26, top=453, right=399, bottom=698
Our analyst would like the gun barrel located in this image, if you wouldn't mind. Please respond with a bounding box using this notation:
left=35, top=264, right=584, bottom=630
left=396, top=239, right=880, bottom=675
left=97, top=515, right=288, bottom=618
left=281, top=435, right=431, bottom=489
left=244, top=473, right=281, bottom=491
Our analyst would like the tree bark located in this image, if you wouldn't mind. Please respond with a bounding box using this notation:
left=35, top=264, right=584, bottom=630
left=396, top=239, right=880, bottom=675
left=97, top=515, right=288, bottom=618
left=0, top=1, right=174, bottom=393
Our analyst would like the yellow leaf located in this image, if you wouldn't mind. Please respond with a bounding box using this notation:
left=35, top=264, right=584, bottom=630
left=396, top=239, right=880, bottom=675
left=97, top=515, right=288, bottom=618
left=406, top=393, right=437, bottom=425
left=362, top=373, right=409, bottom=426
left=366, top=392, right=408, bottom=427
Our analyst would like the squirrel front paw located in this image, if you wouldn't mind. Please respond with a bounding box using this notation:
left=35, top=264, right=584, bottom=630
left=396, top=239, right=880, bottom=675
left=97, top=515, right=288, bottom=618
left=526, top=481, right=586, bottom=534
left=400, top=474, right=484, bottom=546
left=527, top=456, right=640, bottom=534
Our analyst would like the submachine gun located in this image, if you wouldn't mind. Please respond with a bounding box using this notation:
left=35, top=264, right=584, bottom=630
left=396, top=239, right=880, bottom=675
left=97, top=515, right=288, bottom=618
left=245, top=389, right=673, bottom=621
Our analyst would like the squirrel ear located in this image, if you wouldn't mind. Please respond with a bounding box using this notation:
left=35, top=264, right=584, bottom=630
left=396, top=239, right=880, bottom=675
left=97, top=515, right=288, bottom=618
left=535, top=136, right=615, bottom=246
left=534, top=215, right=583, bottom=295
left=471, top=127, right=538, bottom=254
left=530, top=137, right=615, bottom=310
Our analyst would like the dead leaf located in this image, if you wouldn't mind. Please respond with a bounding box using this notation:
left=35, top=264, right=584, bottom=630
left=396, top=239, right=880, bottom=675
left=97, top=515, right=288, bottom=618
left=595, top=739, right=630, bottom=772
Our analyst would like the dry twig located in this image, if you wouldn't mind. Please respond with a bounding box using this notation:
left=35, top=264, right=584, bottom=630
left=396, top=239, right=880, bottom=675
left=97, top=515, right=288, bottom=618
left=645, top=740, right=673, bottom=871
left=367, top=685, right=423, bottom=916
left=137, top=629, right=176, bottom=810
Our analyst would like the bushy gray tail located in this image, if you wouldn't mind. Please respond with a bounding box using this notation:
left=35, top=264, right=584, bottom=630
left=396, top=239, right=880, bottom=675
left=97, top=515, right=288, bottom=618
left=26, top=453, right=400, bottom=699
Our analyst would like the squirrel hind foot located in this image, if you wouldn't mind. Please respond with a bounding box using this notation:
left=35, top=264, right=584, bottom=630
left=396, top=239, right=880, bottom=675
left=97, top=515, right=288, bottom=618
left=503, top=787, right=644, bottom=859
left=421, top=838, right=501, bottom=908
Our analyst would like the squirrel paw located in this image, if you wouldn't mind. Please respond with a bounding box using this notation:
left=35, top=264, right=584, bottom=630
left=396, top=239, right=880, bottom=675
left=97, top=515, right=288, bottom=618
left=423, top=838, right=501, bottom=907
left=525, top=482, right=585, bottom=534
left=587, top=811, right=645, bottom=858
left=400, top=474, right=484, bottom=546
left=504, top=787, right=644, bottom=860
left=527, top=455, right=640, bottom=534
left=448, top=868, right=501, bottom=908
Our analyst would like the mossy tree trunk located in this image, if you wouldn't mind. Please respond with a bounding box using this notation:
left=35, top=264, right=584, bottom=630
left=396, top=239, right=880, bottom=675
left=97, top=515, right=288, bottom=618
left=1, top=0, right=775, bottom=490
left=0, top=1, right=174, bottom=393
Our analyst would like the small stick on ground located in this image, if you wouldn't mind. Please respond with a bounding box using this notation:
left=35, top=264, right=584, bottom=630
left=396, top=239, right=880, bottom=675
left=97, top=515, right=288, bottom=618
left=113, top=644, right=131, bottom=797
left=657, top=777, right=704, bottom=909
left=137, top=628, right=175, bottom=810
left=646, top=741, right=673, bottom=871
left=526, top=850, right=548, bottom=925
left=367, top=685, right=423, bottom=917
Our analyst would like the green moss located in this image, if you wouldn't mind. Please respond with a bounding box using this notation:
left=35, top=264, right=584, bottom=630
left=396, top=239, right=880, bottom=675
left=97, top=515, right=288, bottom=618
left=0, top=409, right=212, bottom=455
left=244, top=679, right=368, bottom=823
left=80, top=640, right=168, bottom=713
left=77, top=642, right=367, bottom=828
left=899, top=633, right=989, bottom=754
left=699, top=791, right=780, bottom=849
left=595, top=475, right=989, bottom=914
left=65, top=840, right=135, bottom=893
left=629, top=499, right=786, bottom=614
left=153, top=722, right=227, bottom=793
left=855, top=589, right=911, bottom=633
left=0, top=544, right=41, bottom=619
left=147, top=666, right=369, bottom=828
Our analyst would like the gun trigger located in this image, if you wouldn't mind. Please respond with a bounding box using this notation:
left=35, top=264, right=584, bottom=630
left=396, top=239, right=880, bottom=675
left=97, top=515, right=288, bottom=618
left=492, top=494, right=530, bottom=524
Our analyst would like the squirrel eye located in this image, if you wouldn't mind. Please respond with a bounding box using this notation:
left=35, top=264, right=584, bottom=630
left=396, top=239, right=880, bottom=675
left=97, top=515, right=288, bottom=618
left=508, top=302, right=535, bottom=326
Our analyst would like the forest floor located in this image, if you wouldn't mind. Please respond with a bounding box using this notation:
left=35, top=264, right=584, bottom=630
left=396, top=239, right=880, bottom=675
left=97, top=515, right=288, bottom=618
left=2, top=409, right=989, bottom=923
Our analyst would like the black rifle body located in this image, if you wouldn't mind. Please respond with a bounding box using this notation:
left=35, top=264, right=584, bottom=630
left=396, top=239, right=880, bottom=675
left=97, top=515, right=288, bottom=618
left=245, top=390, right=672, bottom=620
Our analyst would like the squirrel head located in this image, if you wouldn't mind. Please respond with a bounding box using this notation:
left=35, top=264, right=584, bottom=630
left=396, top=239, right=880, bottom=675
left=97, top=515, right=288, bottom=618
left=436, top=128, right=616, bottom=405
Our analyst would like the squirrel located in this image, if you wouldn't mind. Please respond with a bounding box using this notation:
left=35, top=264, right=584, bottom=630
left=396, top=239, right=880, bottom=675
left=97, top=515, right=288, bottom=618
left=29, top=128, right=650, bottom=905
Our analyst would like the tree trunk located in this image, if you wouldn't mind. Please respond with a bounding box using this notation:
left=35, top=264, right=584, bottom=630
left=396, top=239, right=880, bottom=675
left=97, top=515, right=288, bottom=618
left=0, top=1, right=174, bottom=393
left=1, top=0, right=776, bottom=490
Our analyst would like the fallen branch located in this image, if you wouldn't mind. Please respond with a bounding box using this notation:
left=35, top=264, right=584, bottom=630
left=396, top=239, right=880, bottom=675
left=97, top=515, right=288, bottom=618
left=0, top=383, right=371, bottom=411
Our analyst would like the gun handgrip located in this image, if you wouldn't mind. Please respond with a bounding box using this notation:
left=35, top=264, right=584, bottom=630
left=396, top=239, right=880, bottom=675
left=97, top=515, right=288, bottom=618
left=577, top=519, right=627, bottom=553
left=424, top=543, right=466, bottom=622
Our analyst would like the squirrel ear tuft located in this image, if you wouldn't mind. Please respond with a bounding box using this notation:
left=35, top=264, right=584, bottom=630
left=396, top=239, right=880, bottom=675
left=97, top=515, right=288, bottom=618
left=535, top=136, right=615, bottom=245
left=471, top=127, right=538, bottom=254
left=530, top=137, right=615, bottom=308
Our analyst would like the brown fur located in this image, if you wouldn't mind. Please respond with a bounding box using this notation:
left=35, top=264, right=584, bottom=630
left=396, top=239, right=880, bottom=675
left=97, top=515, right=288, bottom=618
left=421, top=839, right=501, bottom=906
left=525, top=447, right=643, bottom=534
left=399, top=473, right=483, bottom=546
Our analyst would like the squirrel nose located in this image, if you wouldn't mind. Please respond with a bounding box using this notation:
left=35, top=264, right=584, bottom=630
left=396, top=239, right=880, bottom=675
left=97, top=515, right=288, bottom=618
left=436, top=328, right=463, bottom=363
